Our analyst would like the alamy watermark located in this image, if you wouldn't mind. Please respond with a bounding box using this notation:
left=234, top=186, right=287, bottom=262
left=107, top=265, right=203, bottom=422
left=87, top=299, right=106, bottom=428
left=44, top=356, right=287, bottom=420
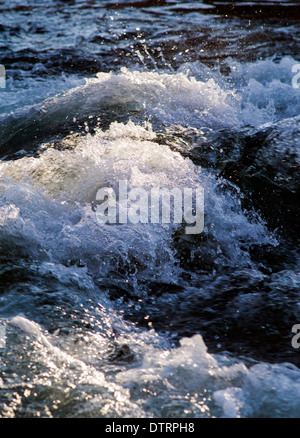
left=94, top=180, right=204, bottom=234
left=291, top=324, right=300, bottom=349
left=292, top=64, right=300, bottom=89
left=0, top=322, right=6, bottom=351
left=0, top=64, right=5, bottom=89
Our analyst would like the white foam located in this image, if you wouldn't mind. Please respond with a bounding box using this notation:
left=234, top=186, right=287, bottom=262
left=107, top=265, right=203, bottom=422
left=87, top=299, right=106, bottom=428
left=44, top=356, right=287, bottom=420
left=179, top=56, right=300, bottom=126
left=0, top=120, right=273, bottom=281
left=115, top=332, right=300, bottom=418
left=5, top=313, right=300, bottom=417
left=3, top=57, right=299, bottom=132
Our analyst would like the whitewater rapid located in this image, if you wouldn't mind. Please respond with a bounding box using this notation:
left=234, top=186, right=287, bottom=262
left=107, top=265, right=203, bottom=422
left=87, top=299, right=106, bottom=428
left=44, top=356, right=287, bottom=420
left=0, top=35, right=299, bottom=417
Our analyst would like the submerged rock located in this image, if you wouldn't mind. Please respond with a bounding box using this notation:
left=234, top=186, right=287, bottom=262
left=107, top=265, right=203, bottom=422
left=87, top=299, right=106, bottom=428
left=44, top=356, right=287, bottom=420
left=165, top=116, right=300, bottom=239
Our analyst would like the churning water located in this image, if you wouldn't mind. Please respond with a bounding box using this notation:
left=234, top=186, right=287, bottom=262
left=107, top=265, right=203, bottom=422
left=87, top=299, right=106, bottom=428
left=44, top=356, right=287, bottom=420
left=0, top=0, right=299, bottom=418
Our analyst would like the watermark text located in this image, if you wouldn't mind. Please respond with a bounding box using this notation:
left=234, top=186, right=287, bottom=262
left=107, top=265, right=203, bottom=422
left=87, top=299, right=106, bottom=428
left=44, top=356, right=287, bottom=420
left=292, top=64, right=300, bottom=89
left=0, top=323, right=6, bottom=350
left=0, top=64, right=5, bottom=89
left=95, top=180, right=204, bottom=234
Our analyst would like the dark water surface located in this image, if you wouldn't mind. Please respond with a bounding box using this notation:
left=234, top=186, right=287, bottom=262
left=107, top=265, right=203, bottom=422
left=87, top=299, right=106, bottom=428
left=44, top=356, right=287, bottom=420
left=0, top=0, right=300, bottom=418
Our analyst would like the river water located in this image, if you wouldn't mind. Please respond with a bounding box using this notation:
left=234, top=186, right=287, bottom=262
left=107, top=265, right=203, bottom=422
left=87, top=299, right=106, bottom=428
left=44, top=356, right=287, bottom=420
left=0, top=0, right=300, bottom=418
